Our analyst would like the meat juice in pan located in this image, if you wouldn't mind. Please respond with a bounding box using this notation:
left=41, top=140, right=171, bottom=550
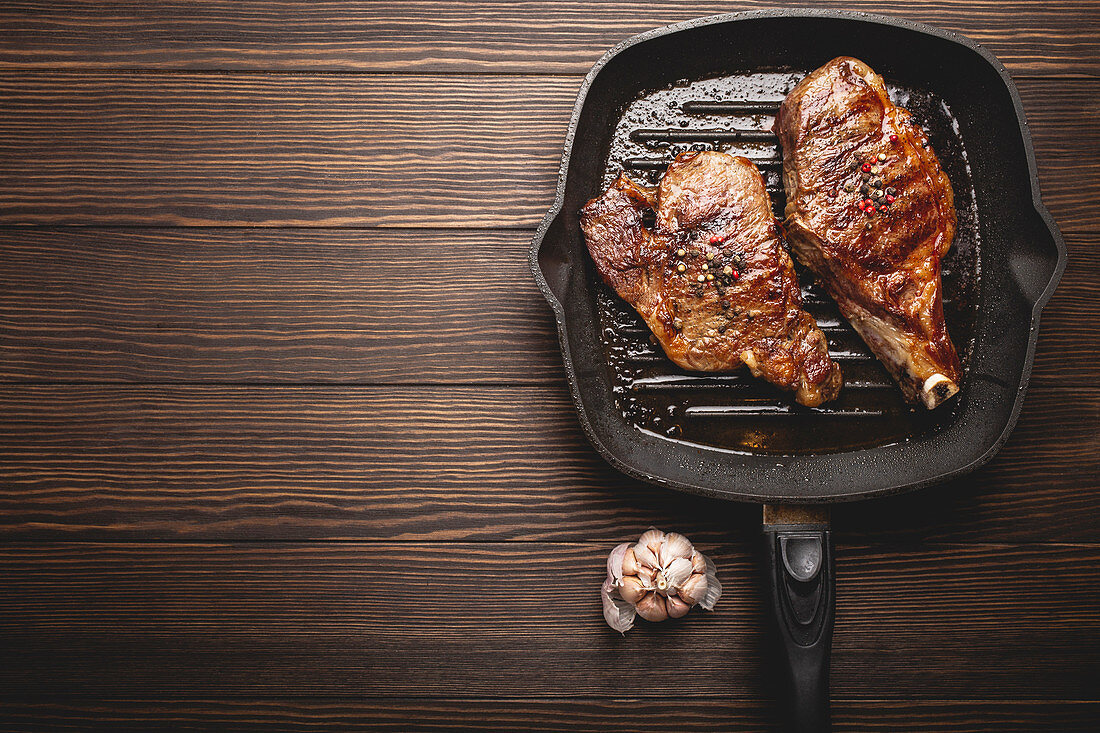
left=594, top=72, right=980, bottom=455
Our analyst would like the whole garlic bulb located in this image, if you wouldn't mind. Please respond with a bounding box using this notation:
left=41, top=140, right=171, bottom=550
left=602, top=527, right=722, bottom=633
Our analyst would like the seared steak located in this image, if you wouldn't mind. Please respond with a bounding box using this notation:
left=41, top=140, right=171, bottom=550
left=580, top=151, right=841, bottom=407
left=775, top=57, right=962, bottom=409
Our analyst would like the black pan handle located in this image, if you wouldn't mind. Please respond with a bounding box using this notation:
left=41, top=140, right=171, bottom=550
left=762, top=506, right=834, bottom=732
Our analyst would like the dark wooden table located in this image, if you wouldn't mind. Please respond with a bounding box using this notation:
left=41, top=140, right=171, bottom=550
left=0, top=3, right=1097, bottom=730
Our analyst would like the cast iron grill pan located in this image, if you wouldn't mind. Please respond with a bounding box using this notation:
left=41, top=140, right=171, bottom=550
left=531, top=10, right=1065, bottom=504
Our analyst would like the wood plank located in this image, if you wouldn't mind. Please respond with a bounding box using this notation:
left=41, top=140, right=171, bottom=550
left=0, top=698, right=1095, bottom=732
left=0, top=542, right=1096, bottom=699
left=0, top=699, right=773, bottom=733
left=0, top=384, right=1094, bottom=543
left=0, top=74, right=1091, bottom=229
left=0, top=227, right=1091, bottom=386
left=0, top=1, right=1096, bottom=76
left=0, top=228, right=563, bottom=384
left=0, top=73, right=575, bottom=228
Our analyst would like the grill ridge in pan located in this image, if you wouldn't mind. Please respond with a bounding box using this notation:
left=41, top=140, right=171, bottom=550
left=530, top=10, right=1066, bottom=503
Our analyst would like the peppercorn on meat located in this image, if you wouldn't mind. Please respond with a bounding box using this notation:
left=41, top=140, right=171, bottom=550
left=580, top=151, right=841, bottom=407
left=775, top=57, right=962, bottom=409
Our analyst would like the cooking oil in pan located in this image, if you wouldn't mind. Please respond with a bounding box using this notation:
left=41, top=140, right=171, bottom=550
left=595, top=72, right=980, bottom=455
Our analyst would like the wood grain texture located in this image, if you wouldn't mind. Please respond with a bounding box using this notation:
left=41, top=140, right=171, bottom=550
left=0, top=228, right=563, bottom=384
left=0, top=1, right=1097, bottom=76
left=0, top=384, right=1095, bottom=543
left=0, top=542, right=1096, bottom=699
left=0, top=698, right=1096, bottom=732
left=0, top=227, right=1092, bottom=386
left=0, top=74, right=1091, bottom=229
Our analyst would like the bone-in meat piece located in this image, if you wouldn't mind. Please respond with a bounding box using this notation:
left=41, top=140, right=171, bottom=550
left=775, top=56, right=962, bottom=408
left=580, top=151, right=841, bottom=407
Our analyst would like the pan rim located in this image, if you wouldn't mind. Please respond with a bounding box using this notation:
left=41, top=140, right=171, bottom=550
left=529, top=9, right=1068, bottom=504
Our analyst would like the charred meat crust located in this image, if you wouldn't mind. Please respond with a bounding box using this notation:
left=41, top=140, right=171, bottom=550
left=580, top=151, right=841, bottom=407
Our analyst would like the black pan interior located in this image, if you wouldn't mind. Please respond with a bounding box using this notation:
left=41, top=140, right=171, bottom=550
left=531, top=11, right=1065, bottom=503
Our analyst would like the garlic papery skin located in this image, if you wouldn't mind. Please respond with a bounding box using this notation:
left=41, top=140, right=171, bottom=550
left=664, top=556, right=694, bottom=589
left=602, top=527, right=723, bottom=633
left=601, top=577, right=636, bottom=633
left=659, top=532, right=693, bottom=567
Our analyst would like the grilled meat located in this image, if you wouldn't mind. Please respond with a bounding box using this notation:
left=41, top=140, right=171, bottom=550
left=580, top=151, right=841, bottom=407
left=775, top=56, right=962, bottom=409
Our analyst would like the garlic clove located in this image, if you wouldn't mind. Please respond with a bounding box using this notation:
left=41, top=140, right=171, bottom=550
left=601, top=577, right=637, bottom=633
left=633, top=528, right=663, bottom=566
left=621, top=547, right=641, bottom=576
left=690, top=550, right=707, bottom=575
left=666, top=594, right=692, bottom=619
left=698, top=552, right=723, bottom=611
left=634, top=591, right=668, bottom=622
left=607, top=542, right=630, bottom=585
left=633, top=540, right=659, bottom=569
left=659, top=532, right=694, bottom=567
left=677, top=572, right=708, bottom=605
left=619, top=575, right=646, bottom=604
